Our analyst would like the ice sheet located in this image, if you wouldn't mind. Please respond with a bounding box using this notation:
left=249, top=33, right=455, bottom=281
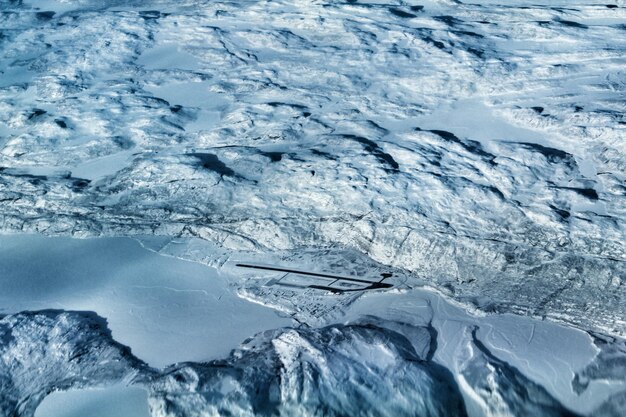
left=34, top=384, right=150, bottom=417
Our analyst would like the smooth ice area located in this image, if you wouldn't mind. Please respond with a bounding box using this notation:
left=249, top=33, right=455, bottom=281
left=34, top=384, right=150, bottom=417
left=0, top=234, right=292, bottom=367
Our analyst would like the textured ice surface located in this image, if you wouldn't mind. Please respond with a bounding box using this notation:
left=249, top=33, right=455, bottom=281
left=0, top=0, right=624, bottom=337
left=0, top=307, right=612, bottom=417
left=0, top=310, right=146, bottom=417
left=0, top=0, right=625, bottom=415
left=0, top=237, right=621, bottom=417
left=145, top=320, right=468, bottom=417
left=0, top=306, right=588, bottom=417
left=341, top=287, right=626, bottom=415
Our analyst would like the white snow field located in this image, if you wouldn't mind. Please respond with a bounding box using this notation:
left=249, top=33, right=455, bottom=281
left=0, top=0, right=625, bottom=416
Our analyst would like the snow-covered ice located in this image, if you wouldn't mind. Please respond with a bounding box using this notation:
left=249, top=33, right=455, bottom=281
left=0, top=0, right=623, bottom=335
left=0, top=0, right=625, bottom=415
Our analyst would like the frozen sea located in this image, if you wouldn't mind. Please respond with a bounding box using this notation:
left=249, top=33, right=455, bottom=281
left=0, top=234, right=292, bottom=367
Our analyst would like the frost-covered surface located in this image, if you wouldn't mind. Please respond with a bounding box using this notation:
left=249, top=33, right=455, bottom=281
left=0, top=235, right=623, bottom=417
left=1, top=0, right=626, bottom=416
left=1, top=309, right=602, bottom=417
left=146, top=321, right=467, bottom=417
left=0, top=310, right=146, bottom=417
left=457, top=327, right=580, bottom=417
left=0, top=0, right=624, bottom=335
